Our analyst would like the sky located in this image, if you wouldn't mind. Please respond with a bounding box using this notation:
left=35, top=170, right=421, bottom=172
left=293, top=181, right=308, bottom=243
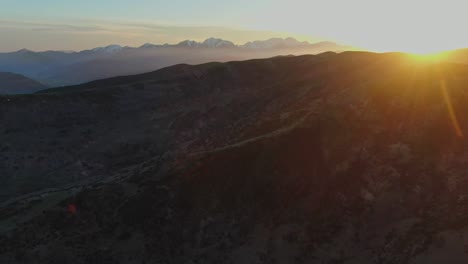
left=1, top=0, right=467, bottom=53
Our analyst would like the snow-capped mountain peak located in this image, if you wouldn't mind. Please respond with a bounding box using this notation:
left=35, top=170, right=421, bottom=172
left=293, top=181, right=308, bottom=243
left=201, top=38, right=236, bottom=48
left=175, top=38, right=236, bottom=48
left=91, top=45, right=123, bottom=53
left=140, top=43, right=159, bottom=48
left=15, top=48, right=34, bottom=54
left=242, top=38, right=310, bottom=49
left=176, top=40, right=199, bottom=48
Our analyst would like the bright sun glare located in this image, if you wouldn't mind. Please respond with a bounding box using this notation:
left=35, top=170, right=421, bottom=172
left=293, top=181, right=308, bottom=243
left=408, top=52, right=447, bottom=63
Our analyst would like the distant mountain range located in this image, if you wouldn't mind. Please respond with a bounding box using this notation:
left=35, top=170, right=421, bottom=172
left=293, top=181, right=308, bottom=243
left=138, top=37, right=333, bottom=49
left=0, top=38, right=352, bottom=88
left=0, top=72, right=47, bottom=94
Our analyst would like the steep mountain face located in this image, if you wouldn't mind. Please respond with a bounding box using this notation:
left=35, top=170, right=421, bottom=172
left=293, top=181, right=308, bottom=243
left=2, top=52, right=468, bottom=263
left=0, top=38, right=351, bottom=87
left=243, top=37, right=311, bottom=49
left=0, top=72, right=46, bottom=94
left=170, top=38, right=236, bottom=48
left=201, top=38, right=236, bottom=48
left=90, top=45, right=124, bottom=54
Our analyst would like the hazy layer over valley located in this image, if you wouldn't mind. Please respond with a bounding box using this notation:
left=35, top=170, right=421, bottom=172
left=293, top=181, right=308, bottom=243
left=0, top=38, right=350, bottom=88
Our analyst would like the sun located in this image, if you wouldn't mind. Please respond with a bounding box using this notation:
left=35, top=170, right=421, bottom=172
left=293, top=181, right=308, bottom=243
left=407, top=51, right=447, bottom=63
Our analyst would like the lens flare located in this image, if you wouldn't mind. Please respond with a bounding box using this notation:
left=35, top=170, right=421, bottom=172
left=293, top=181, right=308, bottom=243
left=440, top=80, right=464, bottom=138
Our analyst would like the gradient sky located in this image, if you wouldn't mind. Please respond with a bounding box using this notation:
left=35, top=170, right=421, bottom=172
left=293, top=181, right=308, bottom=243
left=1, top=0, right=467, bottom=52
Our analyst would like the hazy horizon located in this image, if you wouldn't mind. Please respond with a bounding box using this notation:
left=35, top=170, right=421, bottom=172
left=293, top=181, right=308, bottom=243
left=0, top=18, right=326, bottom=53
left=3, top=0, right=468, bottom=53
left=0, top=27, right=330, bottom=53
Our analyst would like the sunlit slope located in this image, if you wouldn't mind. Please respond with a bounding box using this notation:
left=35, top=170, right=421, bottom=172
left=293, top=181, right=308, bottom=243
left=3, top=51, right=468, bottom=263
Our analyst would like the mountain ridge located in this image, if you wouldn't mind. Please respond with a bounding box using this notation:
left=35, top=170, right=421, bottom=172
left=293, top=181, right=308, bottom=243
left=0, top=37, right=352, bottom=88
left=2, top=37, right=347, bottom=54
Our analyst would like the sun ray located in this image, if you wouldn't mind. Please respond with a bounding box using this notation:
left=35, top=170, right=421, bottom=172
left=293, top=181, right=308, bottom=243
left=440, top=79, right=464, bottom=138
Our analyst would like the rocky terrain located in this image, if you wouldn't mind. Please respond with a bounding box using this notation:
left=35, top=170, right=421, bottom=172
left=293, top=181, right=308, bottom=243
left=2, top=51, right=468, bottom=263
left=0, top=72, right=46, bottom=94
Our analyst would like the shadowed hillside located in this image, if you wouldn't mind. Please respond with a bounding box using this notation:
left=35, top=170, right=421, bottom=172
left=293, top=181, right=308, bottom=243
left=0, top=72, right=46, bottom=94
left=2, top=51, right=468, bottom=263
